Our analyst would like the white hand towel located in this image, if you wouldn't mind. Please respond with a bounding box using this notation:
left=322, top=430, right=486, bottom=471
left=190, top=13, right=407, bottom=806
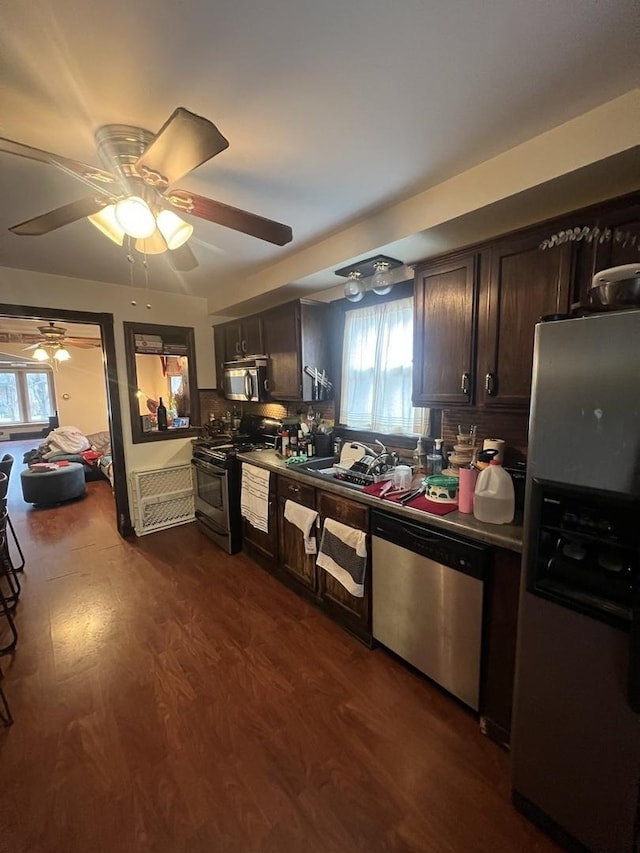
left=284, top=499, right=318, bottom=539
left=284, top=499, right=318, bottom=552
left=240, top=464, right=271, bottom=533
left=316, top=518, right=367, bottom=597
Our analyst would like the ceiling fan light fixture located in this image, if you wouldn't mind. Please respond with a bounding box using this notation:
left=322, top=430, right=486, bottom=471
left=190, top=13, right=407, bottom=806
left=114, top=196, right=156, bottom=239
left=135, top=230, right=168, bottom=255
left=53, top=346, right=71, bottom=362
left=156, top=209, right=193, bottom=250
left=32, top=346, right=49, bottom=361
left=87, top=204, right=125, bottom=246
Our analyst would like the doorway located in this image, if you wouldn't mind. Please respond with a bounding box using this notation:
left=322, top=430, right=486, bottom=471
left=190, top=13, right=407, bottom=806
left=0, top=303, right=131, bottom=536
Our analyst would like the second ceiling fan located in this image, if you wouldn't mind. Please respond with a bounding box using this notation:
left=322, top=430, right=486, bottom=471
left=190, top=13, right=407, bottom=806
left=0, top=107, right=293, bottom=271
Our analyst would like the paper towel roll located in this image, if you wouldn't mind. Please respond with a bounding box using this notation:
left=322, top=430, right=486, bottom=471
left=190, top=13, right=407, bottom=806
left=483, top=438, right=505, bottom=463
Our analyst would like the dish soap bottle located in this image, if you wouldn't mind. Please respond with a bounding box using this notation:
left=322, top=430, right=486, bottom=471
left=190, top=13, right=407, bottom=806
left=427, top=439, right=443, bottom=476
left=413, top=437, right=427, bottom=474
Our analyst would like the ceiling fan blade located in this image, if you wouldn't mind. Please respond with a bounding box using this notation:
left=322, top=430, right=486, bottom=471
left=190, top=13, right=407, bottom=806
left=169, top=243, right=199, bottom=272
left=0, top=136, right=116, bottom=195
left=22, top=343, right=40, bottom=351
left=135, top=107, right=229, bottom=187
left=168, top=190, right=293, bottom=246
left=67, top=340, right=101, bottom=349
left=10, top=197, right=106, bottom=236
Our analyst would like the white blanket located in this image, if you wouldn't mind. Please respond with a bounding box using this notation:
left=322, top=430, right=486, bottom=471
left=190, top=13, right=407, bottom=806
left=240, top=464, right=271, bottom=533
left=42, top=426, right=90, bottom=458
left=316, top=518, right=367, bottom=597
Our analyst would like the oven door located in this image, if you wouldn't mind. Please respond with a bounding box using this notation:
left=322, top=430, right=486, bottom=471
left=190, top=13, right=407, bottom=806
left=191, top=457, right=230, bottom=537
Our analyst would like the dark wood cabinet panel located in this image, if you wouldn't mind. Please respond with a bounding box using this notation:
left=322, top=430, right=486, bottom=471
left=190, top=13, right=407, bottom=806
left=242, top=474, right=277, bottom=566
left=480, top=548, right=521, bottom=748
left=478, top=235, right=572, bottom=409
left=261, top=300, right=332, bottom=402
left=413, top=254, right=477, bottom=407
left=262, top=304, right=302, bottom=400
left=277, top=477, right=317, bottom=591
left=219, top=316, right=264, bottom=362
left=316, top=491, right=371, bottom=643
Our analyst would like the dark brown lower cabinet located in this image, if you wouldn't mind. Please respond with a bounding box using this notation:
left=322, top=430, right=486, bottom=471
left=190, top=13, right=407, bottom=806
left=277, top=477, right=318, bottom=593
left=316, top=491, right=372, bottom=645
left=480, top=547, right=522, bottom=748
left=242, top=474, right=277, bottom=569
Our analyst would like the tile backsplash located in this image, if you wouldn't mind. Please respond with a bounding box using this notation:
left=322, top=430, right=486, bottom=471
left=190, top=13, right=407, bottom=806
left=441, top=407, right=528, bottom=463
left=198, top=389, right=335, bottom=428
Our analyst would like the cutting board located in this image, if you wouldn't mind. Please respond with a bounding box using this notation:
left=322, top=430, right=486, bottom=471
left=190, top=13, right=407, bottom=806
left=339, top=442, right=367, bottom=469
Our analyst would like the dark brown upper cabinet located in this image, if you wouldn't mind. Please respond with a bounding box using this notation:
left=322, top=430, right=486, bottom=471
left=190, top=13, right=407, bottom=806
left=124, top=322, right=200, bottom=444
left=477, top=232, right=572, bottom=409
left=261, top=300, right=331, bottom=402
left=222, top=316, right=264, bottom=360
left=413, top=253, right=478, bottom=407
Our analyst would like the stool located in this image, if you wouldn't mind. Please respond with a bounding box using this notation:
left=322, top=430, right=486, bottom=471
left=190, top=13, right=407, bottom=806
left=20, top=463, right=86, bottom=506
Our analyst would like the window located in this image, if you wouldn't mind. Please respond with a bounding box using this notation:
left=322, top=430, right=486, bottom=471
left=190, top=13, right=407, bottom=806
left=339, top=296, right=429, bottom=434
left=0, top=369, right=54, bottom=425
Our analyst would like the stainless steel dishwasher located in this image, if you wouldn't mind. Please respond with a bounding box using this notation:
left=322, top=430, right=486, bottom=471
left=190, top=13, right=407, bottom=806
left=372, top=509, right=487, bottom=710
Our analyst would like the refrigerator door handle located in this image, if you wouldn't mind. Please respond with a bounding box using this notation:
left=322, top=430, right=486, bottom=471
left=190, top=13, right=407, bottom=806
left=629, top=586, right=640, bottom=712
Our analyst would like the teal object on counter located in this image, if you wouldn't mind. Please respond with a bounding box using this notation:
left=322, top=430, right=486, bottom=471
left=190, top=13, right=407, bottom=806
left=423, top=474, right=459, bottom=502
left=284, top=454, right=309, bottom=465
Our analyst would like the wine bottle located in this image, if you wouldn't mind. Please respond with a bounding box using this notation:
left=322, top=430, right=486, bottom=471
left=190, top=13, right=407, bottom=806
left=157, top=397, right=168, bottom=431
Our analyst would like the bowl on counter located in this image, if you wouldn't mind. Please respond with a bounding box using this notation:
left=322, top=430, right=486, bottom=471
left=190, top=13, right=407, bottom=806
left=424, top=474, right=459, bottom=504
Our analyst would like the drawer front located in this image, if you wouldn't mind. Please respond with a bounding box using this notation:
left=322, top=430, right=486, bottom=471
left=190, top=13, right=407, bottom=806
left=277, top=476, right=315, bottom=506
left=317, top=491, right=368, bottom=531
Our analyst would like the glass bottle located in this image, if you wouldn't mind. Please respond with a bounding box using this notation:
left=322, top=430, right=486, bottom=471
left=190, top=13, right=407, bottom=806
left=157, top=397, right=168, bottom=431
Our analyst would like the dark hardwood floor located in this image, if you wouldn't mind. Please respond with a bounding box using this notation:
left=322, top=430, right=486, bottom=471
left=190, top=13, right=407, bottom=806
left=0, top=440, right=559, bottom=852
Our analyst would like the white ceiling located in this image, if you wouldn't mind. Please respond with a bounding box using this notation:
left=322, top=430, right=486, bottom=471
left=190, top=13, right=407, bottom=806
left=0, top=0, right=638, bottom=313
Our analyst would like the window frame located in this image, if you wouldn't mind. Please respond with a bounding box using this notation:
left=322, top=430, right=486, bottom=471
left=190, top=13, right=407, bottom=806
left=0, top=365, right=55, bottom=426
left=329, top=280, right=436, bottom=447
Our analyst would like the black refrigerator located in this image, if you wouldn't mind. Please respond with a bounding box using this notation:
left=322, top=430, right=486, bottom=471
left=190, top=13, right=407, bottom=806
left=511, top=310, right=640, bottom=853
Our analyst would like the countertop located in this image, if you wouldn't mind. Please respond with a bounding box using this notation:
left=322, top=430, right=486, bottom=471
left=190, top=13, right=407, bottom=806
left=237, top=450, right=523, bottom=553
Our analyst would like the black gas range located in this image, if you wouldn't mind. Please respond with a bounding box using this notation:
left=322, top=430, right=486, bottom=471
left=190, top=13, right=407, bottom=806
left=191, top=433, right=270, bottom=553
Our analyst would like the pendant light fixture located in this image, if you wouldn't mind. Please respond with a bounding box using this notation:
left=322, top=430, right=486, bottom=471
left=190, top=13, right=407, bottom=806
left=371, top=260, right=394, bottom=295
left=344, top=271, right=365, bottom=302
left=335, top=255, right=403, bottom=301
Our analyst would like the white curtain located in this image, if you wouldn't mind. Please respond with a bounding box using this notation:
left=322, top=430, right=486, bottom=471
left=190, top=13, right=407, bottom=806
left=339, top=297, right=429, bottom=435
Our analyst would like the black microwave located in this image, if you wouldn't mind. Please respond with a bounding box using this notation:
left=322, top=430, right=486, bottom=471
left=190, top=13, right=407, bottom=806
left=222, top=357, right=270, bottom=402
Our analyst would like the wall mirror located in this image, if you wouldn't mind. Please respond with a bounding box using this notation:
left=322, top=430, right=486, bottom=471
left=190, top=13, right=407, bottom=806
left=124, top=322, right=200, bottom=443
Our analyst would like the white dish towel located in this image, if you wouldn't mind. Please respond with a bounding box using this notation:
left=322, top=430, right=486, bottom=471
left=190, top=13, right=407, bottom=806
left=316, top=518, right=367, bottom=597
left=284, top=499, right=319, bottom=551
left=240, top=464, right=271, bottom=533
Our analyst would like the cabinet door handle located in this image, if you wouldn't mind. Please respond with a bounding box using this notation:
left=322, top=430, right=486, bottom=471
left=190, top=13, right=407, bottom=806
left=288, top=484, right=300, bottom=493
left=485, top=372, right=496, bottom=396
left=241, top=339, right=247, bottom=353
left=460, top=372, right=470, bottom=395
left=235, top=341, right=241, bottom=354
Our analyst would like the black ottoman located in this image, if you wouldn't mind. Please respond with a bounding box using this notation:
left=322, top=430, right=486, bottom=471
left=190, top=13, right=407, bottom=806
left=20, top=462, right=86, bottom=505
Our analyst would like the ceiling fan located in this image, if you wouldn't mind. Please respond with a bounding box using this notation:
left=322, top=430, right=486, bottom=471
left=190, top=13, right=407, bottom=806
left=23, top=322, right=100, bottom=363
left=0, top=107, right=293, bottom=270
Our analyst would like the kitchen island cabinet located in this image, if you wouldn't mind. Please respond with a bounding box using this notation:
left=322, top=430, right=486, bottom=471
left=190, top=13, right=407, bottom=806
left=277, top=476, right=318, bottom=593
left=316, top=490, right=372, bottom=645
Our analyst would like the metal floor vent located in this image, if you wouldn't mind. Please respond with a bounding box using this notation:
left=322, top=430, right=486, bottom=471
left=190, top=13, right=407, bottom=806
left=131, top=464, right=195, bottom=536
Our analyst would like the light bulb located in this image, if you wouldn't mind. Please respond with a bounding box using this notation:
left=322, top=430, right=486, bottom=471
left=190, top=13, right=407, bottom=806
left=114, top=196, right=156, bottom=239
left=88, top=204, right=125, bottom=245
left=344, top=272, right=365, bottom=302
left=371, top=260, right=393, bottom=295
left=33, top=347, right=49, bottom=361
left=156, top=209, right=193, bottom=250
left=54, top=347, right=71, bottom=362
